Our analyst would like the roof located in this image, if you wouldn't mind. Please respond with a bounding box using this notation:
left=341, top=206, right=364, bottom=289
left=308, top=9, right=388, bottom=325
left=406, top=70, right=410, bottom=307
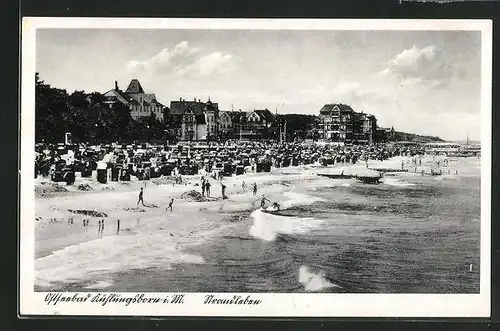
left=103, top=89, right=139, bottom=106
left=252, top=109, right=276, bottom=122
left=128, top=93, right=164, bottom=107
left=170, top=100, right=219, bottom=116
left=125, top=79, right=145, bottom=94
left=104, top=79, right=165, bottom=107
left=169, top=104, right=206, bottom=125
left=319, top=103, right=354, bottom=115
left=220, top=110, right=247, bottom=122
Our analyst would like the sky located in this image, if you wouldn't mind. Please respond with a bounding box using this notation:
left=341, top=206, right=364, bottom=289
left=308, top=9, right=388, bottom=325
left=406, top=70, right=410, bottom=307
left=36, top=29, right=483, bottom=141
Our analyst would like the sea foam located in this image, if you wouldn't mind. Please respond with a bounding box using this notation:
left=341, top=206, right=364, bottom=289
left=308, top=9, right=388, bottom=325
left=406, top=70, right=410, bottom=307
left=381, top=177, right=416, bottom=187
left=281, top=192, right=325, bottom=209
left=298, top=266, right=340, bottom=292
left=35, top=232, right=204, bottom=288
left=249, top=192, right=325, bottom=241
left=249, top=209, right=324, bottom=241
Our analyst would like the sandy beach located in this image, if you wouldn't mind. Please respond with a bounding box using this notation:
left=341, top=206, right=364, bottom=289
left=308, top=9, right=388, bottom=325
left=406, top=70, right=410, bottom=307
left=34, top=155, right=478, bottom=291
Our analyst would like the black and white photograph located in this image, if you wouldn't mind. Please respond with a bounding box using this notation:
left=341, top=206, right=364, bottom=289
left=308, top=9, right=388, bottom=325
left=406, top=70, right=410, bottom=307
left=20, top=18, right=491, bottom=317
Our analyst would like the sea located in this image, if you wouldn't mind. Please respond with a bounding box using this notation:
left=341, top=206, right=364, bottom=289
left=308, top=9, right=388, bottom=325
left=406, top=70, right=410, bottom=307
left=35, top=157, right=481, bottom=293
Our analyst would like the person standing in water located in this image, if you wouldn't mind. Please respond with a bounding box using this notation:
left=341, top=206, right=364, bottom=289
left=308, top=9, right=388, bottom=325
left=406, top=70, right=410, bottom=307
left=259, top=194, right=271, bottom=209
left=116, top=219, right=120, bottom=234
left=137, top=187, right=145, bottom=206
left=98, top=220, right=101, bottom=233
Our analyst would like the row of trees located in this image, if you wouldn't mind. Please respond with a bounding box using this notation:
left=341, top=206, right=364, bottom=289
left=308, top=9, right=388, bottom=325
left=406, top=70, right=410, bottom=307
left=35, top=73, right=168, bottom=144
left=276, top=114, right=321, bottom=141
left=35, top=74, right=322, bottom=145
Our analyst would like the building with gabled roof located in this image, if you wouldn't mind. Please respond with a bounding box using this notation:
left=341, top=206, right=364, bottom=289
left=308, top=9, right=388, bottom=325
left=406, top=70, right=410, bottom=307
left=246, top=109, right=277, bottom=127
left=125, top=79, right=145, bottom=94
left=219, top=110, right=248, bottom=139
left=103, top=79, right=166, bottom=122
left=318, top=103, right=376, bottom=143
left=169, top=98, right=219, bottom=141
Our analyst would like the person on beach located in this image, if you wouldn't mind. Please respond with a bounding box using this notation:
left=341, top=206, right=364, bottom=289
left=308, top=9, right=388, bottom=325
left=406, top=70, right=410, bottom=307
left=98, top=220, right=101, bottom=233
left=242, top=181, right=246, bottom=190
left=117, top=219, right=120, bottom=234
left=137, top=187, right=145, bottom=206
left=205, top=181, right=211, bottom=197
left=201, top=178, right=206, bottom=197
left=253, top=182, right=258, bottom=196
left=102, top=219, right=105, bottom=232
left=166, top=198, right=174, bottom=212
left=83, top=219, right=86, bottom=227
left=221, top=183, right=227, bottom=199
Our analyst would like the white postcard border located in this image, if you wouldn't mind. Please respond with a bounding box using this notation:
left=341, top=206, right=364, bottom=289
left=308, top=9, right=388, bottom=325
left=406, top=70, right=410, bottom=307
left=19, top=17, right=492, bottom=317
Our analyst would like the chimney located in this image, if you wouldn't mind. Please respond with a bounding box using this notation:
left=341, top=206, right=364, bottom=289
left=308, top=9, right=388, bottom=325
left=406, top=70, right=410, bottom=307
left=115, top=81, right=118, bottom=90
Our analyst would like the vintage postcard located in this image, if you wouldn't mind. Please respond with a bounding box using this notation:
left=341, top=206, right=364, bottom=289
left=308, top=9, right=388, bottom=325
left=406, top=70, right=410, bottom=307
left=20, top=18, right=492, bottom=317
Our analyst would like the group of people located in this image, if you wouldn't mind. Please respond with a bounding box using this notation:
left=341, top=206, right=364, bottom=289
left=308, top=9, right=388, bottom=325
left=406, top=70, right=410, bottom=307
left=98, top=219, right=105, bottom=233
left=72, top=175, right=281, bottom=241
left=136, top=187, right=174, bottom=210
left=200, top=177, right=212, bottom=197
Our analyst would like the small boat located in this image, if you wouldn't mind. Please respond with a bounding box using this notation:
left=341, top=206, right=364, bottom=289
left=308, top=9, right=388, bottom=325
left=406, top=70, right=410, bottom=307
left=317, top=173, right=351, bottom=179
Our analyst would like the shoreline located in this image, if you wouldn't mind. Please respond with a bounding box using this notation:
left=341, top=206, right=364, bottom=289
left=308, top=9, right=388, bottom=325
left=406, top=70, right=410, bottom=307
left=34, top=155, right=478, bottom=289
left=35, top=163, right=319, bottom=259
left=35, top=155, right=475, bottom=257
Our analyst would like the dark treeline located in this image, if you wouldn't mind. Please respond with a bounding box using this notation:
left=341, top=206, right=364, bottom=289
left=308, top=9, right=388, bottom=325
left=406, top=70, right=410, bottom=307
left=35, top=73, right=168, bottom=144
left=392, top=131, right=443, bottom=143
left=276, top=114, right=321, bottom=141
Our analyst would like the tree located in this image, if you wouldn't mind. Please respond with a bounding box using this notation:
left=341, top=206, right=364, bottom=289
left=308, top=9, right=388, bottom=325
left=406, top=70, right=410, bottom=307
left=35, top=73, right=72, bottom=143
left=276, top=114, right=320, bottom=141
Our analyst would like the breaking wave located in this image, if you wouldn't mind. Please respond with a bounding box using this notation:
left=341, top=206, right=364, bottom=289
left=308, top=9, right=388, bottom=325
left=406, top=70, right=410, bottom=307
left=281, top=192, right=325, bottom=209
left=249, top=209, right=325, bottom=241
left=298, top=266, right=340, bottom=292
left=381, top=177, right=416, bottom=187
left=35, top=233, right=204, bottom=289
left=249, top=192, right=325, bottom=241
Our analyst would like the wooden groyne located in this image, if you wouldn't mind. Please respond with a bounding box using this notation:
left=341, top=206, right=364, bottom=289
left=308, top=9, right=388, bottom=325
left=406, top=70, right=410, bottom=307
left=317, top=172, right=382, bottom=184
left=368, top=168, right=408, bottom=173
